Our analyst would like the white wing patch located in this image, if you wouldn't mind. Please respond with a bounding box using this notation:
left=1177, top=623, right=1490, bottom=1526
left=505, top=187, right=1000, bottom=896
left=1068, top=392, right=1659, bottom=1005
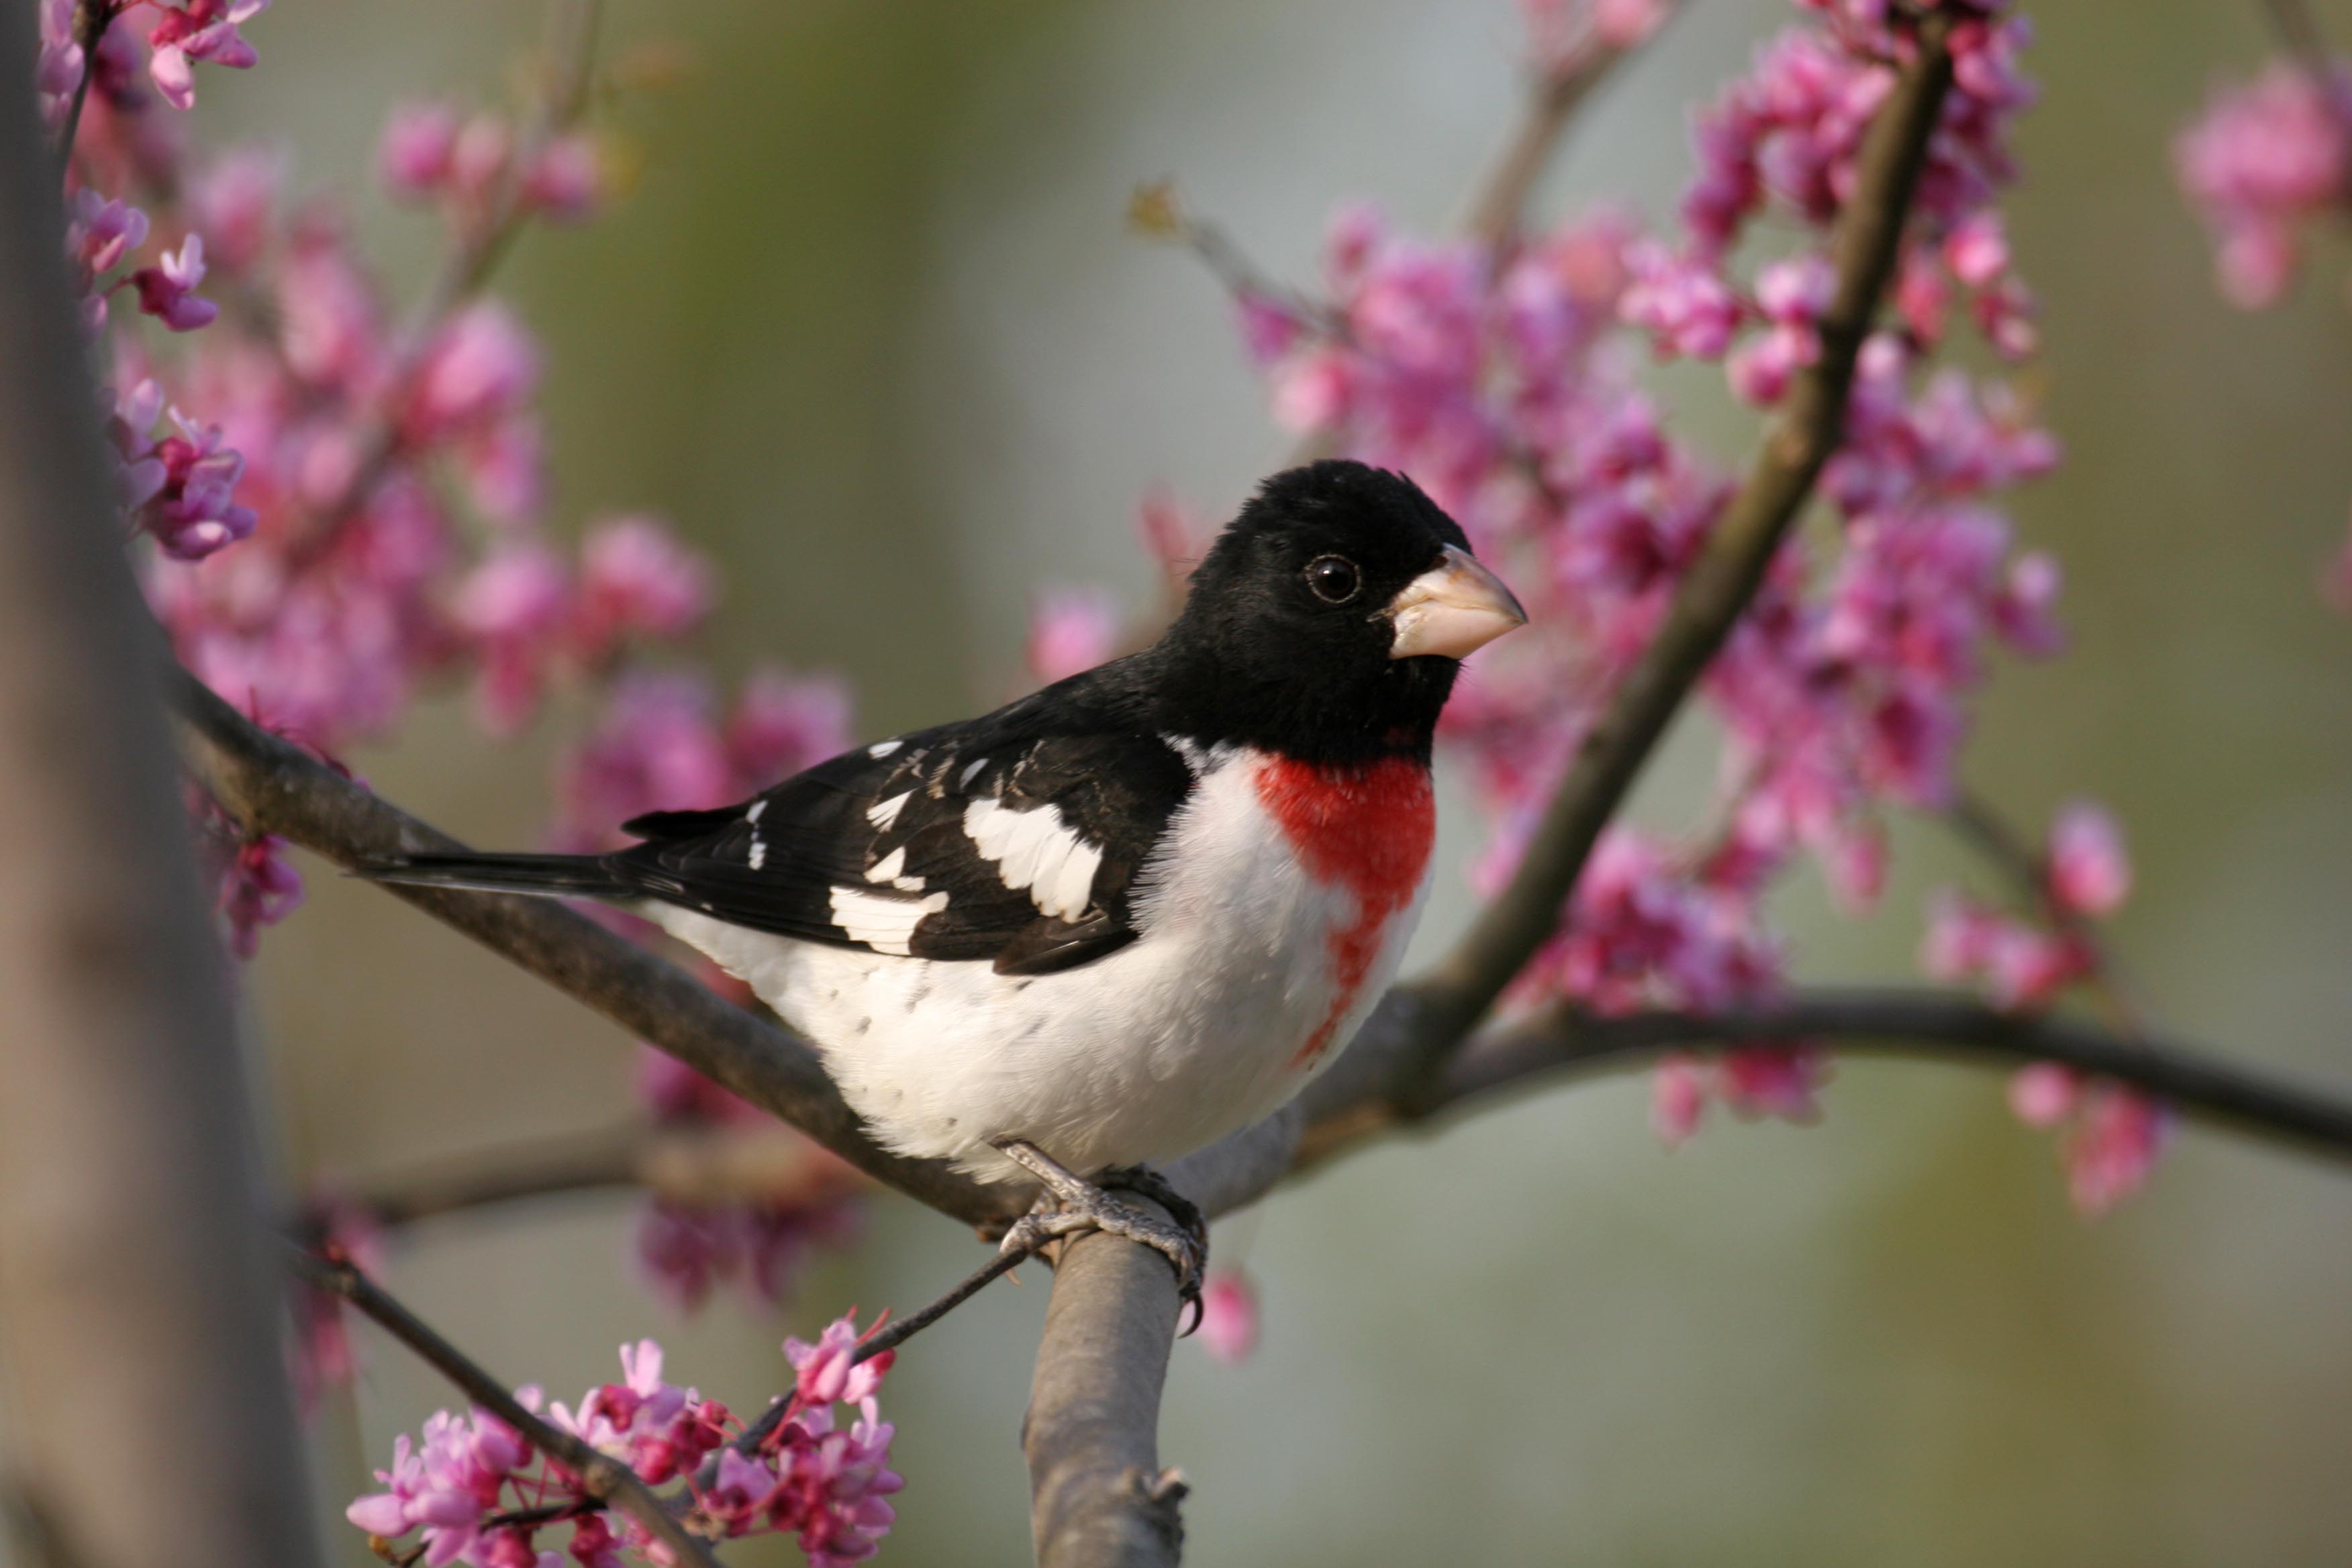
left=962, top=797, right=1101, bottom=922
left=748, top=837, right=767, bottom=871
left=828, top=885, right=947, bottom=955
left=867, top=791, right=912, bottom=832
left=868, top=740, right=901, bottom=758
left=959, top=757, right=989, bottom=788
left=865, top=846, right=926, bottom=892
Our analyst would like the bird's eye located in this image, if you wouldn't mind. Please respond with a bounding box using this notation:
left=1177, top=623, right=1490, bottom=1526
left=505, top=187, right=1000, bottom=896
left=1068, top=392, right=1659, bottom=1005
left=1305, top=554, right=1361, bottom=604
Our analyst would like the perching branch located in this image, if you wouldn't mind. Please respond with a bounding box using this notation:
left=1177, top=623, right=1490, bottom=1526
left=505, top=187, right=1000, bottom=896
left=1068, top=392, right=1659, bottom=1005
left=288, top=1247, right=726, bottom=1568
left=1410, top=17, right=1959, bottom=1071
left=170, top=667, right=1016, bottom=1230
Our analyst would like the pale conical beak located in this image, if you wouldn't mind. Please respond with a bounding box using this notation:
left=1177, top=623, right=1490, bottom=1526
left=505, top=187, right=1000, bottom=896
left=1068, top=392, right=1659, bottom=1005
left=1386, top=544, right=1528, bottom=660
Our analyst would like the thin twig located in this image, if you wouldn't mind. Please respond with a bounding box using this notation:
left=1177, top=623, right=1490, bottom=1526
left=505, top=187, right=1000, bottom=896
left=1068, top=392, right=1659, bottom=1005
left=1943, top=787, right=2156, bottom=1035
left=50, top=1, right=113, bottom=183
left=283, top=0, right=604, bottom=565
left=1290, top=988, right=2352, bottom=1171
left=1408, top=17, right=1960, bottom=1078
left=287, top=1245, right=726, bottom=1568
left=1460, top=2, right=1685, bottom=254
left=344, top=1122, right=848, bottom=1229
left=2262, top=0, right=2335, bottom=70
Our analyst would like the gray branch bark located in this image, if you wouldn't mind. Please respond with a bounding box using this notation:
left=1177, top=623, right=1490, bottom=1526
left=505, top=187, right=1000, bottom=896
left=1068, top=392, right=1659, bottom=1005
left=0, top=19, right=322, bottom=1567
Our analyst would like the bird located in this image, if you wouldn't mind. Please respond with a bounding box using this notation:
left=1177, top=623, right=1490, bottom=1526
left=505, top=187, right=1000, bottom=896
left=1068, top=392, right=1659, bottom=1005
left=366, top=460, right=1525, bottom=1300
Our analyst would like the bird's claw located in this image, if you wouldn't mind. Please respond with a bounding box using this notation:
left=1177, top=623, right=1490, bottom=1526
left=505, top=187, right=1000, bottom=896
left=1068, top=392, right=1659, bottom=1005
left=997, top=1181, right=1206, bottom=1324
left=991, top=1140, right=1208, bottom=1327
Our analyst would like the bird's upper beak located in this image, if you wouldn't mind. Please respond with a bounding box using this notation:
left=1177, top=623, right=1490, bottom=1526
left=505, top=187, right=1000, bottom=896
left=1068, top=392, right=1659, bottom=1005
left=1385, top=544, right=1528, bottom=660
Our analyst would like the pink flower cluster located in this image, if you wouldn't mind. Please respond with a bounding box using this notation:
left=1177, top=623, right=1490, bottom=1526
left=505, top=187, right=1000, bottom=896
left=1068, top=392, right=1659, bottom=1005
left=630, top=1051, right=865, bottom=1315
left=1222, top=0, right=2053, bottom=1130
left=348, top=1322, right=900, bottom=1568
left=2010, top=1065, right=2169, bottom=1217
left=38, top=0, right=263, bottom=130
left=1919, top=801, right=2163, bottom=1208
left=1159, top=0, right=2170, bottom=1204
left=1921, top=801, right=2128, bottom=1009
left=42, top=2, right=841, bottom=971
left=2172, top=56, right=2352, bottom=605
left=2175, top=59, right=2352, bottom=309
left=550, top=666, right=850, bottom=856
left=380, top=98, right=602, bottom=224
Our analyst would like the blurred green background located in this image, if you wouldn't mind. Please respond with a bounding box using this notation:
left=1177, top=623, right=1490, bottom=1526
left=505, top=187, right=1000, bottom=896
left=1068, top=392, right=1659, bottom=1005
left=156, top=0, right=2352, bottom=1562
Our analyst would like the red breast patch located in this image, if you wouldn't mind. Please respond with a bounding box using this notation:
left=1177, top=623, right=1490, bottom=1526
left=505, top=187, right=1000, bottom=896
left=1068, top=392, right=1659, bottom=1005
left=1253, top=754, right=1435, bottom=1068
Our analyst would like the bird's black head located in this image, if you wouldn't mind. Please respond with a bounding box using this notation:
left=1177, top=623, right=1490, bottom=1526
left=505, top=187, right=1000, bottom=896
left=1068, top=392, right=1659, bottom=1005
left=1144, top=460, right=1524, bottom=766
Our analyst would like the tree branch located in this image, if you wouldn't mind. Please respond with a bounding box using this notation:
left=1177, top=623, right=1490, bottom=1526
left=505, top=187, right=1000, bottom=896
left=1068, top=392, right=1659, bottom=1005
left=170, top=667, right=1017, bottom=1230
left=0, top=13, right=320, bottom=1563
left=287, top=1248, right=725, bottom=1568
left=341, top=1121, right=846, bottom=1228
left=1409, top=18, right=1959, bottom=1071
left=1459, top=3, right=1684, bottom=253
left=1295, top=989, right=2352, bottom=1169
left=1024, top=1210, right=1189, bottom=1568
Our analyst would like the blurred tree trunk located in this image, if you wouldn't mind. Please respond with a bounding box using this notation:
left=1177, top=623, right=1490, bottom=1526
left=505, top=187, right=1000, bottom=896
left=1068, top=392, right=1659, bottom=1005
left=0, top=19, right=322, bottom=1568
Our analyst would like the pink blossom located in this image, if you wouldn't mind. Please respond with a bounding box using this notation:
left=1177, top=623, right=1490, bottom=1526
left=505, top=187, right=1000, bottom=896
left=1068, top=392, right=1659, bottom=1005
left=575, top=516, right=716, bottom=658
left=218, top=832, right=301, bottom=958
left=2063, top=1084, right=2169, bottom=1215
left=2008, top=1062, right=2077, bottom=1128
left=137, top=412, right=256, bottom=559
left=132, top=233, right=219, bottom=331
left=68, top=190, right=150, bottom=282
left=277, top=217, right=385, bottom=391
left=1620, top=242, right=1741, bottom=358
left=37, top=0, right=86, bottom=128
left=146, top=0, right=267, bottom=111
left=1920, top=890, right=2092, bottom=1011
left=2045, top=801, right=2130, bottom=918
left=522, top=133, right=601, bottom=219
left=405, top=302, right=539, bottom=440
left=1026, top=587, right=1120, bottom=684
left=786, top=1318, right=891, bottom=1410
left=453, top=541, right=572, bottom=735
left=450, top=113, right=513, bottom=203
left=1943, top=208, right=2010, bottom=288
left=1234, top=291, right=1307, bottom=365
left=1197, top=1269, right=1261, bottom=1364
left=636, top=1185, right=861, bottom=1314
left=1653, top=1055, right=1709, bottom=1144
left=379, top=101, right=460, bottom=196
left=728, top=667, right=854, bottom=785
left=352, top=1326, right=900, bottom=1566
left=188, top=147, right=283, bottom=272
left=2175, top=62, right=2352, bottom=308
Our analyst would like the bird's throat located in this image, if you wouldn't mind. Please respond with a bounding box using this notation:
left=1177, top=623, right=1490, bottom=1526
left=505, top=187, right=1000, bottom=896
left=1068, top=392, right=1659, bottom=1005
left=1252, top=754, right=1435, bottom=1068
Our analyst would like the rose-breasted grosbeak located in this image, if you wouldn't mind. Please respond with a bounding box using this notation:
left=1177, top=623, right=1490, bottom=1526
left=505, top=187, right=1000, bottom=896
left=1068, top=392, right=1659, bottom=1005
left=370, top=460, right=1524, bottom=1294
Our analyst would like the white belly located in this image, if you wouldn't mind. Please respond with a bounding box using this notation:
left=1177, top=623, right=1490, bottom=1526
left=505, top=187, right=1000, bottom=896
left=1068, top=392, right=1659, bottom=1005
left=652, top=755, right=1430, bottom=1181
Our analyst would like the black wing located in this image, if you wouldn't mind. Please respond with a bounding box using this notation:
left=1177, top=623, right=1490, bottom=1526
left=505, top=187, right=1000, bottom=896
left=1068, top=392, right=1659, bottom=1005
left=615, top=703, right=1197, bottom=977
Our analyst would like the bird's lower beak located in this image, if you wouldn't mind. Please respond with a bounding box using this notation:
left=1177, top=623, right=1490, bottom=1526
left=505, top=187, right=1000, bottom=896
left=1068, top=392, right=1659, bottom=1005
left=1386, top=544, right=1528, bottom=660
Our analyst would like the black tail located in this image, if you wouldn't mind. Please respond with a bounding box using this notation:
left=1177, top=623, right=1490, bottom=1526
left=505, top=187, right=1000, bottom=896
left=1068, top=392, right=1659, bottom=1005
left=358, top=850, right=638, bottom=901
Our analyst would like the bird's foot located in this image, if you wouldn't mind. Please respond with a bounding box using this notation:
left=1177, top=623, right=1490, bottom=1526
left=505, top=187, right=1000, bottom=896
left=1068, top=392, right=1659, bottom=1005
left=991, top=1139, right=1207, bottom=1320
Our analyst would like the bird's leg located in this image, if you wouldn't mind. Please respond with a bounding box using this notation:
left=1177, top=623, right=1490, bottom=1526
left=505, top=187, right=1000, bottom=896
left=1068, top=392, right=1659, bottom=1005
left=991, top=1138, right=1207, bottom=1314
